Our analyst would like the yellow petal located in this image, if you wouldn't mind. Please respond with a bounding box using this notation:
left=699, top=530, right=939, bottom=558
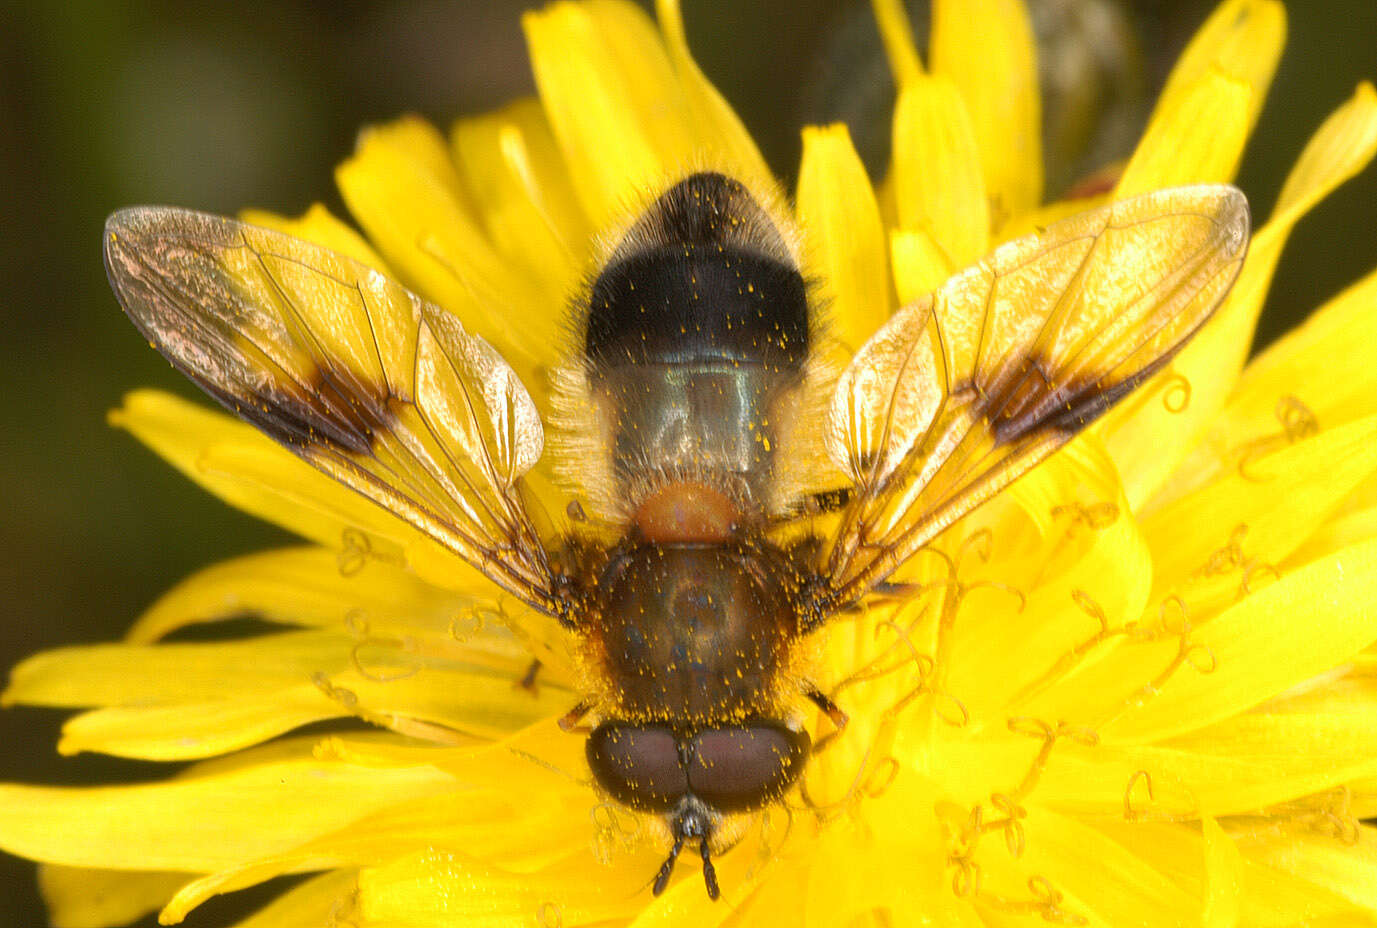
left=1020, top=806, right=1200, bottom=925
left=797, top=124, right=892, bottom=355
left=110, top=389, right=414, bottom=557
left=237, top=202, right=385, bottom=269
left=1115, top=71, right=1251, bottom=197
left=335, top=116, right=550, bottom=383
left=450, top=98, right=589, bottom=297
left=949, top=437, right=1154, bottom=718
left=1155, top=0, right=1285, bottom=137
left=1287, top=499, right=1377, bottom=569
left=125, top=546, right=550, bottom=686
left=163, top=764, right=592, bottom=922
left=801, top=775, right=958, bottom=928
left=930, top=0, right=1042, bottom=223
left=1141, top=414, right=1377, bottom=595
left=1203, top=816, right=1244, bottom=928
left=38, top=864, right=188, bottom=928
left=61, top=664, right=569, bottom=761
left=1103, top=536, right=1377, bottom=743
left=871, top=0, right=924, bottom=87
left=525, top=0, right=762, bottom=229
left=1233, top=264, right=1377, bottom=429
left=1167, top=268, right=1377, bottom=498
left=996, top=191, right=1111, bottom=243
left=355, top=848, right=642, bottom=928
left=1102, top=85, right=1377, bottom=509
left=126, top=545, right=470, bottom=645
left=944, top=711, right=1377, bottom=819
left=1165, top=711, right=1377, bottom=810
left=654, top=0, right=772, bottom=190
left=227, top=870, right=358, bottom=928
left=1272, top=81, right=1377, bottom=226
left=1240, top=826, right=1377, bottom=914
left=8, top=625, right=567, bottom=759
left=1099, top=819, right=1368, bottom=927
left=890, top=228, right=954, bottom=303
left=58, top=691, right=334, bottom=761
left=5, top=629, right=352, bottom=708
left=0, top=757, right=453, bottom=872
left=891, top=73, right=989, bottom=269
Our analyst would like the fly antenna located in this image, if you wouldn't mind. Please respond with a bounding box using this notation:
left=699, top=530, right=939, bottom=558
left=652, top=832, right=686, bottom=896
left=700, top=835, right=721, bottom=900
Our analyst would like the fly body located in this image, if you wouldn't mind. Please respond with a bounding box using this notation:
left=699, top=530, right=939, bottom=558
left=103, top=165, right=1249, bottom=899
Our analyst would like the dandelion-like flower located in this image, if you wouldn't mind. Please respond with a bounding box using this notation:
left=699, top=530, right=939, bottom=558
left=5, top=0, right=1377, bottom=925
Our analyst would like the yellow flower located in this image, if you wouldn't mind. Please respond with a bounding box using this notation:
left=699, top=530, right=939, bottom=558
left=5, top=0, right=1377, bottom=925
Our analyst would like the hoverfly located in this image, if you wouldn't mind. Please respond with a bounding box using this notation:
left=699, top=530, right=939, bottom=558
left=104, top=171, right=1247, bottom=899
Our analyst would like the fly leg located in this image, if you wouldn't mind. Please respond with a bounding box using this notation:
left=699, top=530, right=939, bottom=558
left=804, top=684, right=849, bottom=753
left=557, top=697, right=596, bottom=734
left=515, top=658, right=542, bottom=694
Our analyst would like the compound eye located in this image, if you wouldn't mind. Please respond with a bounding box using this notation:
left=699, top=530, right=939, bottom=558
left=687, top=722, right=810, bottom=813
left=586, top=723, right=687, bottom=813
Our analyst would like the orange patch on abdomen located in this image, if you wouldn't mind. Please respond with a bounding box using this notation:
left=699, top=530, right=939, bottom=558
left=633, top=481, right=740, bottom=543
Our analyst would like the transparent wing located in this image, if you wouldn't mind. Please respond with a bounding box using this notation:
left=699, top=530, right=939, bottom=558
left=104, top=207, right=558, bottom=614
left=822, top=185, right=1249, bottom=607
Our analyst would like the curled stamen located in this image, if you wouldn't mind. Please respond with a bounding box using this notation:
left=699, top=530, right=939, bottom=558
left=1006, top=591, right=1122, bottom=708
left=1124, top=770, right=1155, bottom=822
left=1069, top=589, right=1108, bottom=633
left=1051, top=501, right=1120, bottom=532
left=1161, top=372, right=1191, bottom=413
left=1239, top=561, right=1282, bottom=598
left=863, top=757, right=901, bottom=798
left=590, top=802, right=639, bottom=839
left=311, top=671, right=359, bottom=709
left=874, top=620, right=935, bottom=683
left=350, top=638, right=421, bottom=683
left=449, top=604, right=497, bottom=643
left=536, top=902, right=563, bottom=928
left=1316, top=804, right=1362, bottom=845
left=798, top=742, right=880, bottom=821
left=751, top=806, right=794, bottom=871
left=966, top=873, right=1088, bottom=925
left=1003, top=717, right=1092, bottom=802
left=1058, top=724, right=1100, bottom=747
left=1184, top=642, right=1218, bottom=674
left=1027, top=875, right=1089, bottom=926
left=957, top=579, right=1028, bottom=615
left=1196, top=525, right=1250, bottom=578
left=950, top=858, right=981, bottom=898
left=312, top=671, right=468, bottom=745
left=1279, top=786, right=1361, bottom=844
left=955, top=528, right=994, bottom=573
left=589, top=802, right=641, bottom=865
left=987, top=793, right=1028, bottom=857
left=1125, top=610, right=1216, bottom=711
left=1277, top=394, right=1319, bottom=441
left=337, top=527, right=372, bottom=577
left=1027, top=875, right=1060, bottom=905
left=1007, top=717, right=1053, bottom=740
left=1236, top=438, right=1284, bottom=482
left=1084, top=501, right=1119, bottom=529
left=934, top=692, right=970, bottom=728
left=1158, top=595, right=1190, bottom=632
left=1236, top=395, right=1321, bottom=480
left=832, top=611, right=936, bottom=698
left=328, top=886, right=361, bottom=928
left=344, top=609, right=369, bottom=636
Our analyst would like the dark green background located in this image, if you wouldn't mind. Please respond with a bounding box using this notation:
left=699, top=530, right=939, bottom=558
left=2, top=1, right=1374, bottom=924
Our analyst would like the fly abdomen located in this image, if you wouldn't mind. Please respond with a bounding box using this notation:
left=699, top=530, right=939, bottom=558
left=583, top=172, right=810, bottom=526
